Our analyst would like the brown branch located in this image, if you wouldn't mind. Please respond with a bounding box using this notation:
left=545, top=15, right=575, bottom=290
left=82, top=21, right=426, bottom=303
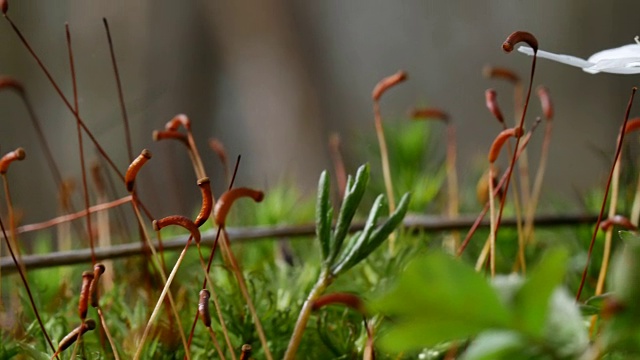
left=16, top=196, right=132, bottom=234
left=1, top=213, right=597, bottom=272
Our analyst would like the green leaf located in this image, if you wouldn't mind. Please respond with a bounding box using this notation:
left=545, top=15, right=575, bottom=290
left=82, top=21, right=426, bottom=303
left=581, top=292, right=612, bottom=315
left=316, top=170, right=332, bottom=263
left=329, top=164, right=370, bottom=263
left=618, top=230, right=640, bottom=244
left=461, top=331, right=527, bottom=360
left=333, top=192, right=411, bottom=274
left=579, top=304, right=600, bottom=316
left=331, top=194, right=385, bottom=274
left=372, top=251, right=512, bottom=352
left=610, top=230, right=640, bottom=318
left=15, top=343, right=49, bottom=360
left=364, top=192, right=410, bottom=253
left=512, top=248, right=568, bottom=337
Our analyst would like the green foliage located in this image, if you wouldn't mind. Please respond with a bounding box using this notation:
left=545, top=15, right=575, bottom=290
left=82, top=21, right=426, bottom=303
left=283, top=164, right=411, bottom=359
left=373, top=248, right=591, bottom=359
left=601, top=230, right=640, bottom=355
left=373, top=251, right=512, bottom=351
left=329, top=165, right=372, bottom=266
left=5, top=65, right=640, bottom=359
left=363, top=121, right=445, bottom=212
left=317, top=170, right=333, bottom=262
left=315, top=164, right=411, bottom=276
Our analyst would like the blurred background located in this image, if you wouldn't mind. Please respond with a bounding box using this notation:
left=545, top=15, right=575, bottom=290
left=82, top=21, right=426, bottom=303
left=0, top=1, right=639, bottom=225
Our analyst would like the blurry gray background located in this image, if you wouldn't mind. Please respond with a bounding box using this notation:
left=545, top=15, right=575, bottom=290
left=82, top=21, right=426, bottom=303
left=0, top=1, right=638, bottom=225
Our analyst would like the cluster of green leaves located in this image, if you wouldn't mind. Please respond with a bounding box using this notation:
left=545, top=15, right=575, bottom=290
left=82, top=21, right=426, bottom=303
left=316, top=164, right=410, bottom=276
left=282, top=163, right=411, bottom=359
left=372, top=230, right=640, bottom=359
left=5, top=166, right=411, bottom=359
left=373, top=248, right=588, bottom=359
left=9, top=116, right=640, bottom=359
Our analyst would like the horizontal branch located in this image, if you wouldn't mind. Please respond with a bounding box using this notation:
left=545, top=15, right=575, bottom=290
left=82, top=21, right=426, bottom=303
left=1, top=213, right=596, bottom=272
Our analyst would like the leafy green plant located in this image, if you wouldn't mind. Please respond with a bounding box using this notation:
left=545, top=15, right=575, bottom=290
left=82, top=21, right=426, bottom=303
left=283, top=164, right=411, bottom=359
left=600, top=230, right=640, bottom=355
left=373, top=248, right=590, bottom=359
left=5, top=4, right=640, bottom=358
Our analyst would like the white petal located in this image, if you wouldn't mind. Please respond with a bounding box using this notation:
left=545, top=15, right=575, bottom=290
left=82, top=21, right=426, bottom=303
left=584, top=57, right=640, bottom=74
left=518, top=46, right=594, bottom=69
left=587, top=44, right=640, bottom=63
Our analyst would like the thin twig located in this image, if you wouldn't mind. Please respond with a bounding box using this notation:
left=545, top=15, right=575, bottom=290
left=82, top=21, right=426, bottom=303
left=1, top=213, right=597, bottom=273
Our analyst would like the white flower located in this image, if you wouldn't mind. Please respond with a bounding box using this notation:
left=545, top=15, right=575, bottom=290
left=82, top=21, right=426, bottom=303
left=518, top=37, right=640, bottom=74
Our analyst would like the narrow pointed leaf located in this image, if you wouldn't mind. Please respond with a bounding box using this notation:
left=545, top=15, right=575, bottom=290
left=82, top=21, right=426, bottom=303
left=316, top=170, right=332, bottom=262
left=329, top=164, right=370, bottom=263
left=331, top=195, right=385, bottom=274
left=337, top=192, right=410, bottom=273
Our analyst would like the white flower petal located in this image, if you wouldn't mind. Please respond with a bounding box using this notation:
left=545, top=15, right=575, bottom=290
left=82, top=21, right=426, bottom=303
left=519, top=43, right=640, bottom=75
left=585, top=58, right=640, bottom=74
left=587, top=44, right=640, bottom=63
left=517, top=46, right=594, bottom=69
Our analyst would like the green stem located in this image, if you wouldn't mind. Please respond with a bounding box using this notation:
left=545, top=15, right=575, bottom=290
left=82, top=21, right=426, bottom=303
left=283, top=271, right=332, bottom=360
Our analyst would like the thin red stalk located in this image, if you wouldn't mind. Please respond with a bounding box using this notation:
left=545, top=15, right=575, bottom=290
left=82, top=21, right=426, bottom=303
left=576, top=87, right=637, bottom=301
left=66, top=23, right=96, bottom=265
left=2, top=172, right=26, bottom=282
left=155, top=229, right=167, bottom=273
left=0, top=79, right=60, bottom=193
left=97, top=308, right=120, bottom=360
left=219, top=227, right=273, bottom=360
left=486, top=169, right=498, bottom=275
left=6, top=4, right=154, bottom=261
left=186, top=156, right=240, bottom=350
left=523, top=117, right=553, bottom=245
left=124, top=150, right=158, bottom=295
left=372, top=70, right=407, bottom=217
left=94, top=158, right=131, bottom=240
left=483, top=65, right=520, bottom=84
left=486, top=89, right=530, bottom=273
left=410, top=108, right=459, bottom=250
left=0, top=213, right=58, bottom=356
left=103, top=18, right=133, bottom=163
left=17, top=196, right=131, bottom=234
left=129, top=196, right=191, bottom=359
left=133, top=233, right=193, bottom=360
left=0, top=79, right=85, bottom=239
left=485, top=89, right=505, bottom=125
left=457, top=120, right=540, bottom=256
left=363, top=318, right=375, bottom=360
left=194, top=159, right=269, bottom=357
left=3, top=13, right=124, bottom=180
left=445, top=124, right=458, bottom=219
left=208, top=138, right=230, bottom=186
left=492, top=33, right=538, bottom=250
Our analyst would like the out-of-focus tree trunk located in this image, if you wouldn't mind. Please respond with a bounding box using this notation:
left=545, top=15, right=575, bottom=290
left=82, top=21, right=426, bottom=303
left=201, top=0, right=327, bottom=191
